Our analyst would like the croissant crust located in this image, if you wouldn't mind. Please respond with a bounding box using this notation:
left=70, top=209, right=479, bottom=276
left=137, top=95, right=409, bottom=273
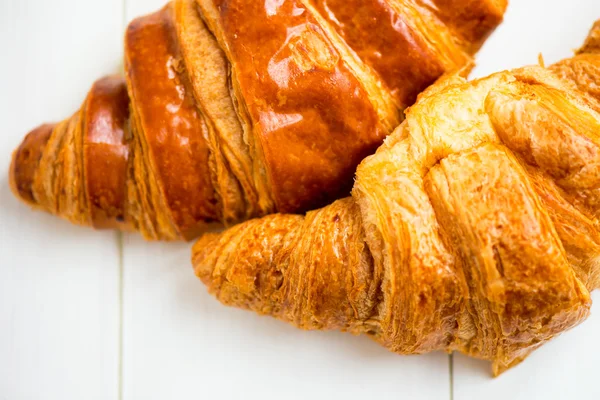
left=193, top=21, right=600, bottom=375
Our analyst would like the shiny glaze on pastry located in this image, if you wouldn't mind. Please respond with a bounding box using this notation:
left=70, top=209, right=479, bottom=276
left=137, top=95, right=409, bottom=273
left=10, top=0, right=506, bottom=239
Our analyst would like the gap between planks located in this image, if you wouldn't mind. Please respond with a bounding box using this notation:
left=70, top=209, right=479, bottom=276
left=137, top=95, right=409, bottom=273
left=117, top=5, right=127, bottom=400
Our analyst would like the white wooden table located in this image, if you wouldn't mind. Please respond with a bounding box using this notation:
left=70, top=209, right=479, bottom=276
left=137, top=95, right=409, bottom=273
left=2, top=1, right=600, bottom=399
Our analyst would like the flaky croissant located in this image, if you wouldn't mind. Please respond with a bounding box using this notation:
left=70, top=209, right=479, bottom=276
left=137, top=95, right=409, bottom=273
left=9, top=0, right=505, bottom=240
left=193, top=21, right=600, bottom=375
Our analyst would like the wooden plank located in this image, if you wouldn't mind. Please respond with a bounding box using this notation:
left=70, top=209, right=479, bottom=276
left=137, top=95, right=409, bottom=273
left=456, top=1, right=600, bottom=397
left=121, top=1, right=450, bottom=399
left=0, top=0, right=124, bottom=398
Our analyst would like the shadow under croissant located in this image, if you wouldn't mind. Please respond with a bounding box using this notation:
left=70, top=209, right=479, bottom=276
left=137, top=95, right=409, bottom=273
left=192, top=20, right=600, bottom=377
left=2, top=172, right=109, bottom=241
left=183, top=272, right=451, bottom=366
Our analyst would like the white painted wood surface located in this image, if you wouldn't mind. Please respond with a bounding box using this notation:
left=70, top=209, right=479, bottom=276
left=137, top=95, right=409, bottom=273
left=1, top=1, right=600, bottom=399
left=0, top=1, right=124, bottom=399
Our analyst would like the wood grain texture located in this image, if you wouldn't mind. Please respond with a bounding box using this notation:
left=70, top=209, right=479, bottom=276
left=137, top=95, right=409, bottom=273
left=0, top=0, right=124, bottom=399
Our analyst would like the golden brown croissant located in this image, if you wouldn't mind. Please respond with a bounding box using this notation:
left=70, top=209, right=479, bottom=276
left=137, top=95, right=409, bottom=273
left=192, top=21, right=600, bottom=375
left=9, top=0, right=506, bottom=240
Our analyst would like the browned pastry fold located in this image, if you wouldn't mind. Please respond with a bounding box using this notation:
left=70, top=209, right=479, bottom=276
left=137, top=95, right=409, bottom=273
left=192, top=21, right=600, bottom=375
left=9, top=0, right=506, bottom=240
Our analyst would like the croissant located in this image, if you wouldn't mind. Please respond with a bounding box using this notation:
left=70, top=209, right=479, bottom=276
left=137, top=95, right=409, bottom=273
left=192, top=21, right=600, bottom=375
left=8, top=0, right=506, bottom=240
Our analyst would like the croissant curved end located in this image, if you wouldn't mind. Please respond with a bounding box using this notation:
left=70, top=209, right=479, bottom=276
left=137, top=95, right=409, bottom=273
left=9, top=123, right=55, bottom=208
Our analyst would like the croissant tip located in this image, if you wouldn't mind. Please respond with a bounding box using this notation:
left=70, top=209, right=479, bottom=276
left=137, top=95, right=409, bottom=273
left=9, top=123, right=54, bottom=207
left=8, top=150, right=22, bottom=204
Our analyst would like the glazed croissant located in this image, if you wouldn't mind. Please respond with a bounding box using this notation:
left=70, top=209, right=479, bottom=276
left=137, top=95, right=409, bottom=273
left=9, top=0, right=506, bottom=240
left=193, top=21, right=600, bottom=375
